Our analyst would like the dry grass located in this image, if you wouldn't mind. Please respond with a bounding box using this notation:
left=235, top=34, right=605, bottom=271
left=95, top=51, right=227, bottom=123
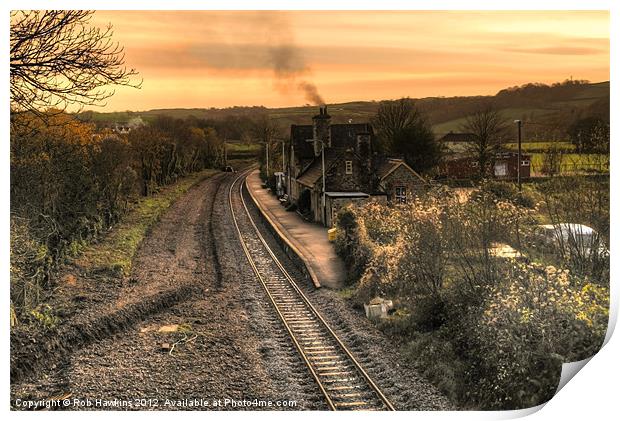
left=73, top=169, right=218, bottom=277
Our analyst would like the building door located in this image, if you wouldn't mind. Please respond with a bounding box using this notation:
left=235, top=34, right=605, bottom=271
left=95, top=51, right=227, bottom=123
left=494, top=162, right=508, bottom=177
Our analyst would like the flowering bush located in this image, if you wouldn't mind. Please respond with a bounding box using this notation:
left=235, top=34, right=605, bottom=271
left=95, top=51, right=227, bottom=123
left=335, top=184, right=609, bottom=409
left=468, top=262, right=609, bottom=408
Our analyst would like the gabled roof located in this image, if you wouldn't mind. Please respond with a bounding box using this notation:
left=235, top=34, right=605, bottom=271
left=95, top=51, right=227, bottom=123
left=375, top=157, right=427, bottom=183
left=438, top=132, right=477, bottom=142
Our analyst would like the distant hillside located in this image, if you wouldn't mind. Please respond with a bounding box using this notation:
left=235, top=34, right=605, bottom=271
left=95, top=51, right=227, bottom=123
left=78, top=80, right=609, bottom=141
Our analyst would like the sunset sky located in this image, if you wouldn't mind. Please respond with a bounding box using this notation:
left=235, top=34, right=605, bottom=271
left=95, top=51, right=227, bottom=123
left=89, top=10, right=609, bottom=111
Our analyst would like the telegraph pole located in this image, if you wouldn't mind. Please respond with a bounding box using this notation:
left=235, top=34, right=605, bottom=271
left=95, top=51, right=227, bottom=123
left=282, top=140, right=286, bottom=172
left=321, top=139, right=326, bottom=225
left=223, top=139, right=227, bottom=167
left=514, top=120, right=522, bottom=191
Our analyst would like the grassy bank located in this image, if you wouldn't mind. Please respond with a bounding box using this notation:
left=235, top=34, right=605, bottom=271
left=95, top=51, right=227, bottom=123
left=72, top=169, right=219, bottom=277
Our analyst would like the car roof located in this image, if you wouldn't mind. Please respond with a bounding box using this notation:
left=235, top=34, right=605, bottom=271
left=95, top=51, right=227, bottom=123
left=539, top=223, right=596, bottom=235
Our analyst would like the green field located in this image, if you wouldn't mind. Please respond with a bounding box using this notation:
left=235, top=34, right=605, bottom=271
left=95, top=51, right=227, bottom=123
left=225, top=142, right=261, bottom=153
left=530, top=153, right=609, bottom=175
left=431, top=107, right=558, bottom=135
left=503, top=141, right=576, bottom=153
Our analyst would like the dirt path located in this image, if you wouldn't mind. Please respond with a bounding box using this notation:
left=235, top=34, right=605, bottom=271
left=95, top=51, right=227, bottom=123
left=11, top=172, right=320, bottom=410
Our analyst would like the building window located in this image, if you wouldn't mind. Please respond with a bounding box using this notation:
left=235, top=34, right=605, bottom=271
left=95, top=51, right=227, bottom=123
left=521, top=160, right=530, bottom=166
left=395, top=186, right=407, bottom=204
left=345, top=160, right=353, bottom=174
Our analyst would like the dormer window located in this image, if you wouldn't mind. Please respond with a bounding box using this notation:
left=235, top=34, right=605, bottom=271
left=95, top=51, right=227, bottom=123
left=345, top=160, right=353, bottom=174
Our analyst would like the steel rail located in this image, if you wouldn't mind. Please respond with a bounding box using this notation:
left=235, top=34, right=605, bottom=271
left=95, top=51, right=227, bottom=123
left=228, top=170, right=395, bottom=411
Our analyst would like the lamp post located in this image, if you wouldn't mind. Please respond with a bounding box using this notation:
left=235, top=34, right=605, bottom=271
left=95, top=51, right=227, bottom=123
left=306, top=138, right=326, bottom=225
left=514, top=119, right=522, bottom=191
left=265, top=140, right=270, bottom=178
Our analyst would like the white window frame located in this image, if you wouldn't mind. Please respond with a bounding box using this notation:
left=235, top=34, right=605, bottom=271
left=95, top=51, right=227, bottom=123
left=345, top=160, right=353, bottom=174
left=521, top=160, right=530, bottom=166
left=395, top=186, right=407, bottom=204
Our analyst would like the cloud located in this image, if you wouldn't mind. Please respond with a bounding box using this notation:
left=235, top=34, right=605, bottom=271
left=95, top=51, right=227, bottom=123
left=503, top=46, right=605, bottom=55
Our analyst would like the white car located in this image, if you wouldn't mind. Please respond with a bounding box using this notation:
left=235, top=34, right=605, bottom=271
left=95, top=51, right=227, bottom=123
left=535, top=223, right=608, bottom=258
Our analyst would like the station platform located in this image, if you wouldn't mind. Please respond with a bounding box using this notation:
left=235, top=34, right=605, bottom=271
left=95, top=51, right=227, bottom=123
left=245, top=170, right=346, bottom=290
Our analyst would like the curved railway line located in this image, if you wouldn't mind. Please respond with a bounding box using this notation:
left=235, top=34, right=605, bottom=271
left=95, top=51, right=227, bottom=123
left=229, top=169, right=395, bottom=411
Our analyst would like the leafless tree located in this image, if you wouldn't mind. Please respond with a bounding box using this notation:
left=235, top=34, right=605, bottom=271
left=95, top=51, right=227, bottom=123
left=10, top=11, right=141, bottom=116
left=251, top=114, right=282, bottom=176
left=251, top=114, right=280, bottom=144
left=541, top=143, right=563, bottom=177
left=372, top=98, right=426, bottom=152
left=461, top=103, right=508, bottom=178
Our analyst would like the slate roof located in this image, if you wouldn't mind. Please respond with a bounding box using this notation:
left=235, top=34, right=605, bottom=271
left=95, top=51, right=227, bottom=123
left=296, top=148, right=343, bottom=187
left=290, top=123, right=374, bottom=160
left=329, top=124, right=373, bottom=149
left=290, top=124, right=315, bottom=160
left=375, top=158, right=404, bottom=179
left=325, top=192, right=370, bottom=198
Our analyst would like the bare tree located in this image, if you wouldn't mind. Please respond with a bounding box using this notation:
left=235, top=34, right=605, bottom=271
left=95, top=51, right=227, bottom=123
left=372, top=98, right=425, bottom=152
left=251, top=114, right=280, bottom=144
left=461, top=103, right=508, bottom=178
left=10, top=11, right=141, bottom=116
left=541, top=143, right=563, bottom=177
left=251, top=114, right=281, bottom=177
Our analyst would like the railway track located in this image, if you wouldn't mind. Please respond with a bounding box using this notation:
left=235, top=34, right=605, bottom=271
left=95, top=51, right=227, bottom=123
left=229, top=170, right=395, bottom=411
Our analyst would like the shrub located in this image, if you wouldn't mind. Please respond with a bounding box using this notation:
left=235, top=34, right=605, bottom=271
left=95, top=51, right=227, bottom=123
left=10, top=110, right=225, bottom=320
left=465, top=262, right=609, bottom=409
left=335, top=187, right=608, bottom=410
left=334, top=206, right=374, bottom=286
left=10, top=217, right=53, bottom=315
left=478, top=180, right=539, bottom=209
left=402, top=331, right=465, bottom=402
left=536, top=176, right=609, bottom=281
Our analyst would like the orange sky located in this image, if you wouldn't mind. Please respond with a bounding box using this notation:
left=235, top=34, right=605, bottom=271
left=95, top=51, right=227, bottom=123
left=89, top=10, right=609, bottom=111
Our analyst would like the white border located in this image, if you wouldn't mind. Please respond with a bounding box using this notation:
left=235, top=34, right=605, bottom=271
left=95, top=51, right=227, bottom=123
left=2, top=2, right=616, bottom=420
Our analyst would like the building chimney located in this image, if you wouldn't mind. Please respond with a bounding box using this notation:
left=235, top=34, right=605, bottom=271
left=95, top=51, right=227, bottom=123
left=356, top=132, right=372, bottom=170
left=312, top=105, right=331, bottom=156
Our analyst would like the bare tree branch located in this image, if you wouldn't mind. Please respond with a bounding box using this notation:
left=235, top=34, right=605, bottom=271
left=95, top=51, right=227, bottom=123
left=10, top=10, right=141, bottom=118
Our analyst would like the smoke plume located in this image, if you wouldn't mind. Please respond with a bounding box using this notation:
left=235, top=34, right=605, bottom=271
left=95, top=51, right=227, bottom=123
left=262, top=12, right=325, bottom=105
left=297, top=81, right=324, bottom=105
left=190, top=12, right=325, bottom=105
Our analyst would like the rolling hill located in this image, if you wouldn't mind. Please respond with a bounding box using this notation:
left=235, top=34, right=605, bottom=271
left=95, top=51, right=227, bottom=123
left=78, top=80, right=609, bottom=141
